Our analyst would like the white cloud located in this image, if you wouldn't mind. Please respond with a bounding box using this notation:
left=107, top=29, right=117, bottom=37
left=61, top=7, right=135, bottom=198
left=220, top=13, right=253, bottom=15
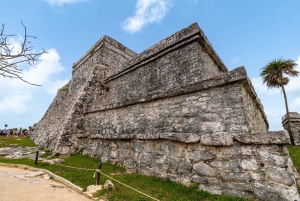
left=45, top=79, right=69, bottom=95
left=21, top=48, right=65, bottom=85
left=251, top=55, right=300, bottom=95
left=0, top=48, right=68, bottom=115
left=264, top=109, right=286, bottom=131
left=45, top=0, right=88, bottom=7
left=251, top=77, right=281, bottom=95
left=291, top=97, right=300, bottom=111
left=8, top=37, right=23, bottom=55
left=123, top=0, right=172, bottom=33
left=0, top=95, right=31, bottom=114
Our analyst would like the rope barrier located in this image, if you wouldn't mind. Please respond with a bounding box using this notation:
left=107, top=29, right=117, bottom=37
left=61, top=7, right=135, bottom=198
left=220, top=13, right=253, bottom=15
left=52, top=163, right=160, bottom=201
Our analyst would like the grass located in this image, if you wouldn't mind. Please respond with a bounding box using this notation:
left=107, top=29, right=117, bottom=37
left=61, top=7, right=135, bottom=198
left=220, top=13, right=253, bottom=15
left=0, top=137, right=250, bottom=201
left=60, top=86, right=68, bottom=92
left=288, top=145, right=300, bottom=173
left=0, top=136, right=36, bottom=148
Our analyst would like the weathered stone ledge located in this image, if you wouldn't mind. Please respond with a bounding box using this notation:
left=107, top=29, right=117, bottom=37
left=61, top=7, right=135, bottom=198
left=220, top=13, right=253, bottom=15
left=79, top=133, right=201, bottom=143
left=72, top=35, right=137, bottom=72
left=282, top=112, right=300, bottom=125
left=78, top=130, right=291, bottom=145
left=105, top=23, right=228, bottom=82
left=87, top=66, right=247, bottom=114
left=234, top=130, right=291, bottom=145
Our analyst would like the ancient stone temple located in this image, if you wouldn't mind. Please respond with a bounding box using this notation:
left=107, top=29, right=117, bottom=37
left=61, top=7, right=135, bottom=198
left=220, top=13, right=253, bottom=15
left=31, top=23, right=300, bottom=200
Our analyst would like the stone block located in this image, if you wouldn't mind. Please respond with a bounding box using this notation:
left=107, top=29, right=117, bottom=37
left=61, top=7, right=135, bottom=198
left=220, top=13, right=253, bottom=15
left=219, top=172, right=248, bottom=183
left=240, top=158, right=259, bottom=171
left=159, top=133, right=200, bottom=143
left=210, top=160, right=239, bottom=172
left=189, top=150, right=215, bottom=162
left=222, top=189, right=253, bottom=199
left=234, top=131, right=291, bottom=145
left=125, top=160, right=136, bottom=169
left=266, top=168, right=294, bottom=186
left=253, top=182, right=300, bottom=201
left=201, top=132, right=233, bottom=146
left=192, top=175, right=219, bottom=185
left=221, top=181, right=253, bottom=191
left=201, top=122, right=225, bottom=133
left=167, top=143, right=184, bottom=158
left=193, top=162, right=216, bottom=177
left=257, top=147, right=288, bottom=167
left=199, top=184, right=222, bottom=195
left=177, top=161, right=193, bottom=174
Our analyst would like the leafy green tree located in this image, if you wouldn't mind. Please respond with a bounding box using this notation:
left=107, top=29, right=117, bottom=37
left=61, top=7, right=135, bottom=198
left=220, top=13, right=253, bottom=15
left=260, top=58, right=299, bottom=144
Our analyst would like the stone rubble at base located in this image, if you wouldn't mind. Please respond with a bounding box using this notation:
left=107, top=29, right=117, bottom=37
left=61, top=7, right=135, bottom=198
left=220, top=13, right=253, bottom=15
left=31, top=23, right=300, bottom=200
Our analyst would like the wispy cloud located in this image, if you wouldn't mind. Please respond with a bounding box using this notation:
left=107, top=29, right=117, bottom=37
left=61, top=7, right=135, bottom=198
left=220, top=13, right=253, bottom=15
left=0, top=48, right=68, bottom=115
left=251, top=55, right=300, bottom=95
left=123, top=0, right=172, bottom=34
left=291, top=97, right=300, bottom=111
left=45, top=0, right=88, bottom=7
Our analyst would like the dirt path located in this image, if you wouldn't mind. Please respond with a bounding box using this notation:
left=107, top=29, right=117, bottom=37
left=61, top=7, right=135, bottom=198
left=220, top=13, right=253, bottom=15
left=0, top=166, right=91, bottom=201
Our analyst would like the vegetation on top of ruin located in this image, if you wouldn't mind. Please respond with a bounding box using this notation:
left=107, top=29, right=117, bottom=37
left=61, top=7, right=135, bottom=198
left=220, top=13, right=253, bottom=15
left=89, top=49, right=95, bottom=55
left=60, top=86, right=69, bottom=92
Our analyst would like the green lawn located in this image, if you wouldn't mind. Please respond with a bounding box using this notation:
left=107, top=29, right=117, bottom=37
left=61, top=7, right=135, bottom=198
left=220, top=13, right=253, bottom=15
left=288, top=145, right=300, bottom=173
left=0, top=136, right=36, bottom=148
left=0, top=136, right=250, bottom=201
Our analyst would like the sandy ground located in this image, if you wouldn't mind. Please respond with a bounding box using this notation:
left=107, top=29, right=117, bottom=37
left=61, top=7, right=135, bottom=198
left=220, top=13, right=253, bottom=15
left=0, top=166, right=91, bottom=201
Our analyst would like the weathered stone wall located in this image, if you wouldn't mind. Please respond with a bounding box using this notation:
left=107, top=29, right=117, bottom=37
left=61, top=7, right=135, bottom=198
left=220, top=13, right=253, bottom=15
left=89, top=41, right=223, bottom=113
left=32, top=36, right=137, bottom=151
left=78, top=131, right=299, bottom=201
left=83, top=81, right=265, bottom=138
left=31, top=60, right=93, bottom=150
left=283, top=112, right=300, bottom=145
left=31, top=23, right=299, bottom=200
left=241, top=83, right=268, bottom=133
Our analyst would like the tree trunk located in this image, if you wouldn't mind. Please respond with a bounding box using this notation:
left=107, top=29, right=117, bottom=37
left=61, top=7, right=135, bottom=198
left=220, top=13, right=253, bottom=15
left=281, top=84, right=294, bottom=145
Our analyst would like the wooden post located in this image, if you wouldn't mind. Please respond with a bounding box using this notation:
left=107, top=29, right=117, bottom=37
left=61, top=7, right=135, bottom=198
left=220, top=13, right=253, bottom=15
left=35, top=151, right=39, bottom=165
left=96, top=163, right=102, bottom=185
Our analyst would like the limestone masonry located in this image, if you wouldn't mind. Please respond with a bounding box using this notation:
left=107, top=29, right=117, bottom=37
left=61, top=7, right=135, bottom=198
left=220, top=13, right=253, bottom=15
left=283, top=112, right=300, bottom=146
left=31, top=23, right=300, bottom=200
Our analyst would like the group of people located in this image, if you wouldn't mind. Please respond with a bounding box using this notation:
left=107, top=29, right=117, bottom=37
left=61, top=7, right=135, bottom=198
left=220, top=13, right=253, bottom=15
left=0, top=129, right=32, bottom=137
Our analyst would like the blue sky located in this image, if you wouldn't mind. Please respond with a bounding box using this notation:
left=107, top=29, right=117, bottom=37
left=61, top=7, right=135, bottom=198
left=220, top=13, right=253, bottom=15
left=0, top=0, right=299, bottom=131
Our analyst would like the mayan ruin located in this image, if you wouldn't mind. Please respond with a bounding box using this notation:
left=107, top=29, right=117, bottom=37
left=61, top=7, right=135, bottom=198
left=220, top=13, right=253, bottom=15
left=30, top=23, right=300, bottom=200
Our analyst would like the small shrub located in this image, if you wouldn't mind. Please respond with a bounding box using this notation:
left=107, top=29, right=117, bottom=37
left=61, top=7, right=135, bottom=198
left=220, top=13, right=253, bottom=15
left=60, top=86, right=68, bottom=92
left=248, top=129, right=252, bottom=134
left=89, top=49, right=95, bottom=55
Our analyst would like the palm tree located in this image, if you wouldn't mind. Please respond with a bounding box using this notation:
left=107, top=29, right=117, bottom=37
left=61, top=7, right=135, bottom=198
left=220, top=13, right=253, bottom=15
left=260, top=58, right=299, bottom=144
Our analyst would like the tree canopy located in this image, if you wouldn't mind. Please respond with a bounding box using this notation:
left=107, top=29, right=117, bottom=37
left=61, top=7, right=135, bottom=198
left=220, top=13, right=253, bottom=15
left=260, top=58, right=299, bottom=145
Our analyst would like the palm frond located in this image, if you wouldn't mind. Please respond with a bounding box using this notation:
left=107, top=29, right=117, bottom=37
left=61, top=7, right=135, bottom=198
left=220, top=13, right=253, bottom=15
left=260, top=58, right=299, bottom=89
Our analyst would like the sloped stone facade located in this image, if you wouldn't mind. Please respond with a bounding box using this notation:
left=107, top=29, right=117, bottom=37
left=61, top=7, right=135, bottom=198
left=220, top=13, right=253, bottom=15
left=31, top=23, right=299, bottom=200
